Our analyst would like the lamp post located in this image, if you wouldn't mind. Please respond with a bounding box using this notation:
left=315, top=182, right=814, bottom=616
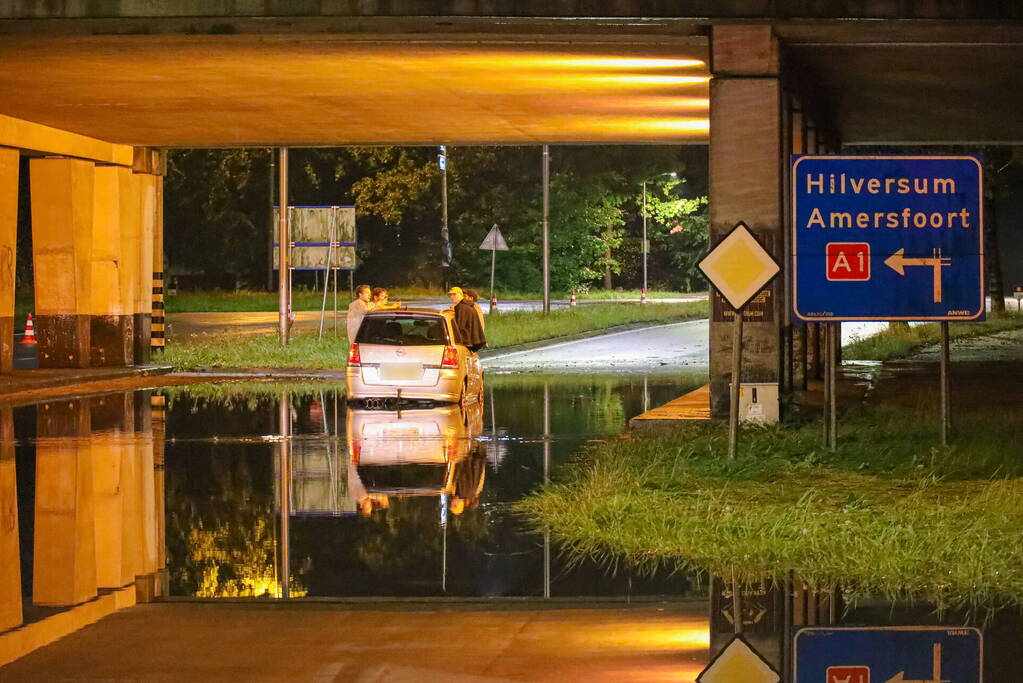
left=641, top=171, right=677, bottom=296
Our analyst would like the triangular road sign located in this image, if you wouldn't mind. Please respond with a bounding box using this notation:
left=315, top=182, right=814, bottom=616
left=479, top=224, right=509, bottom=251
left=697, top=634, right=780, bottom=683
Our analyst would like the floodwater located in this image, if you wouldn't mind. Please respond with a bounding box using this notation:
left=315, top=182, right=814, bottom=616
left=4, top=373, right=1020, bottom=680
left=5, top=372, right=707, bottom=603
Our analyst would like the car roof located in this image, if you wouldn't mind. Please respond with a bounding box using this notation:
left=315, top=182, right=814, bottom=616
left=364, top=307, right=447, bottom=317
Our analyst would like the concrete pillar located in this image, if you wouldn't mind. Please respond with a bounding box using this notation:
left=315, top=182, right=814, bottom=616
left=0, top=149, right=17, bottom=375
left=117, top=167, right=139, bottom=364
left=789, top=107, right=808, bottom=392
left=150, top=176, right=165, bottom=353
left=709, top=26, right=783, bottom=416
left=33, top=398, right=97, bottom=607
left=132, top=391, right=158, bottom=601
left=30, top=158, right=94, bottom=368
left=133, top=174, right=155, bottom=364
left=91, top=393, right=137, bottom=589
left=0, top=406, right=21, bottom=631
left=89, top=166, right=132, bottom=366
left=151, top=394, right=167, bottom=590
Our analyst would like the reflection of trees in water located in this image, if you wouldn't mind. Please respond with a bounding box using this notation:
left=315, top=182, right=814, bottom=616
left=166, top=446, right=308, bottom=598
left=291, top=449, right=491, bottom=596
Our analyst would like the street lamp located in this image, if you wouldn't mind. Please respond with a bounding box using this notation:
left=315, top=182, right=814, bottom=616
left=641, top=171, right=677, bottom=297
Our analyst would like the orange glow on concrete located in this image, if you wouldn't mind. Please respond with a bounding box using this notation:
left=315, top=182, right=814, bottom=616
left=0, top=35, right=710, bottom=146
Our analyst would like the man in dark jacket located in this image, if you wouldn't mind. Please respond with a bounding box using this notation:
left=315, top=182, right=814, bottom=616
left=447, top=286, right=486, bottom=352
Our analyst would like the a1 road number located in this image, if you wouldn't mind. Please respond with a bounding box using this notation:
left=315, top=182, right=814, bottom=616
left=826, top=665, right=870, bottom=683
left=826, top=242, right=870, bottom=281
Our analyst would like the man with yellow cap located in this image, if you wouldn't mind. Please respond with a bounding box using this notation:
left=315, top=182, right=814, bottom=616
left=447, top=286, right=486, bottom=352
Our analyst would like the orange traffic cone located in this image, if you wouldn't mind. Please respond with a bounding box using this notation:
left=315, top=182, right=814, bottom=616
left=490, top=292, right=498, bottom=314
left=21, top=313, right=36, bottom=344
left=570, top=289, right=577, bottom=307
left=640, top=287, right=647, bottom=304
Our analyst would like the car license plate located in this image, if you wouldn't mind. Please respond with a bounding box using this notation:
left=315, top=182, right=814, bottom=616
left=380, top=363, right=423, bottom=381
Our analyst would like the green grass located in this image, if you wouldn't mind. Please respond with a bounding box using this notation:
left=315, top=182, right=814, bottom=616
left=518, top=409, right=1023, bottom=614
left=164, top=288, right=701, bottom=312
left=161, top=301, right=708, bottom=370
left=844, top=311, right=1023, bottom=361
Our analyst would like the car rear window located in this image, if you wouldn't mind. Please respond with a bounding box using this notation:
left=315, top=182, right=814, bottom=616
left=356, top=315, right=449, bottom=346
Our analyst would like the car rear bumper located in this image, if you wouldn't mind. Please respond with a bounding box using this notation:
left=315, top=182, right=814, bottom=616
left=345, top=367, right=462, bottom=403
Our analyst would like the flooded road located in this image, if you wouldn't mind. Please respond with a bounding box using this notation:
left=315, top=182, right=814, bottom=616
left=5, top=372, right=707, bottom=603
left=4, top=372, right=1021, bottom=681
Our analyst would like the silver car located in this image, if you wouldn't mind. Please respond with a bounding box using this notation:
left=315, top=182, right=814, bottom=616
left=345, top=308, right=484, bottom=405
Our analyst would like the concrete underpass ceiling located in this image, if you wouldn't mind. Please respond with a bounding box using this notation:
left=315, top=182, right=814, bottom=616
left=780, top=25, right=1023, bottom=146
left=0, top=35, right=711, bottom=147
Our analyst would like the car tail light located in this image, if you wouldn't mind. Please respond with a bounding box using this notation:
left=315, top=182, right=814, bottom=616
left=441, top=346, right=458, bottom=368
left=351, top=441, right=361, bottom=464
left=347, top=342, right=361, bottom=365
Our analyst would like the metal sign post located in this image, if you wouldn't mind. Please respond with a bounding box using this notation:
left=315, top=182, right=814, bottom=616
left=793, top=155, right=984, bottom=447
left=1014, top=285, right=1023, bottom=310
left=940, top=321, right=951, bottom=445
left=698, top=222, right=781, bottom=459
left=479, top=223, right=509, bottom=314
left=277, top=148, right=290, bottom=346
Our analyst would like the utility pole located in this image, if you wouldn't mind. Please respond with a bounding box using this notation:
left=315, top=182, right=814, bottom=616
left=542, top=144, right=550, bottom=314
left=439, top=145, right=450, bottom=287
left=267, top=148, right=275, bottom=291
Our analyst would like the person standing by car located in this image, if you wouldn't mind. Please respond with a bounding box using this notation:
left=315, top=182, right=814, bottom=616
left=371, top=287, right=400, bottom=310
left=463, top=288, right=486, bottom=332
left=447, top=286, right=486, bottom=352
left=347, top=284, right=374, bottom=343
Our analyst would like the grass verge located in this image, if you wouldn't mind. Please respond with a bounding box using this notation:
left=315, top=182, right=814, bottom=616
left=844, top=311, right=1023, bottom=361
left=164, top=288, right=699, bottom=313
left=518, top=409, right=1023, bottom=614
left=162, top=301, right=708, bottom=370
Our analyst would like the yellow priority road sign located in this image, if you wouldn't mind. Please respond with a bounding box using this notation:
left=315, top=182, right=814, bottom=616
left=697, top=634, right=781, bottom=683
left=698, top=222, right=780, bottom=311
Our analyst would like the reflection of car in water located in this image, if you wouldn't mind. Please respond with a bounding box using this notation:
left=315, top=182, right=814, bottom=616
left=345, top=308, right=484, bottom=405
left=347, top=402, right=485, bottom=513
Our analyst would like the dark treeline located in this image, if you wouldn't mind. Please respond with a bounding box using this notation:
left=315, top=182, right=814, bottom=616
left=164, top=145, right=710, bottom=293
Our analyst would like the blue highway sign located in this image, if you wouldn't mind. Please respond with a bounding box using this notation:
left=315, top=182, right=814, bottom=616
left=794, top=626, right=982, bottom=683
left=792, top=156, right=984, bottom=321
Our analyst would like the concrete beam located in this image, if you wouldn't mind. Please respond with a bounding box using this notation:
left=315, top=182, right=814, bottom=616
left=0, top=148, right=16, bottom=374
left=0, top=114, right=132, bottom=166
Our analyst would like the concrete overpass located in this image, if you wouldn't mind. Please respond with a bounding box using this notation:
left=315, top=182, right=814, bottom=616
left=1, top=2, right=1022, bottom=415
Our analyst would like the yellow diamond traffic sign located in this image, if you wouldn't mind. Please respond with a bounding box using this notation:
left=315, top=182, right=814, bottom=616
left=698, top=222, right=780, bottom=311
left=697, top=634, right=780, bottom=683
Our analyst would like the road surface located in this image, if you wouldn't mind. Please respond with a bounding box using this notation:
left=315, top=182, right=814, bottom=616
left=483, top=319, right=709, bottom=373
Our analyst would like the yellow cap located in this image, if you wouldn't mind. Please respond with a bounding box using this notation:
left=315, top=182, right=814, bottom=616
left=448, top=286, right=463, bottom=296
